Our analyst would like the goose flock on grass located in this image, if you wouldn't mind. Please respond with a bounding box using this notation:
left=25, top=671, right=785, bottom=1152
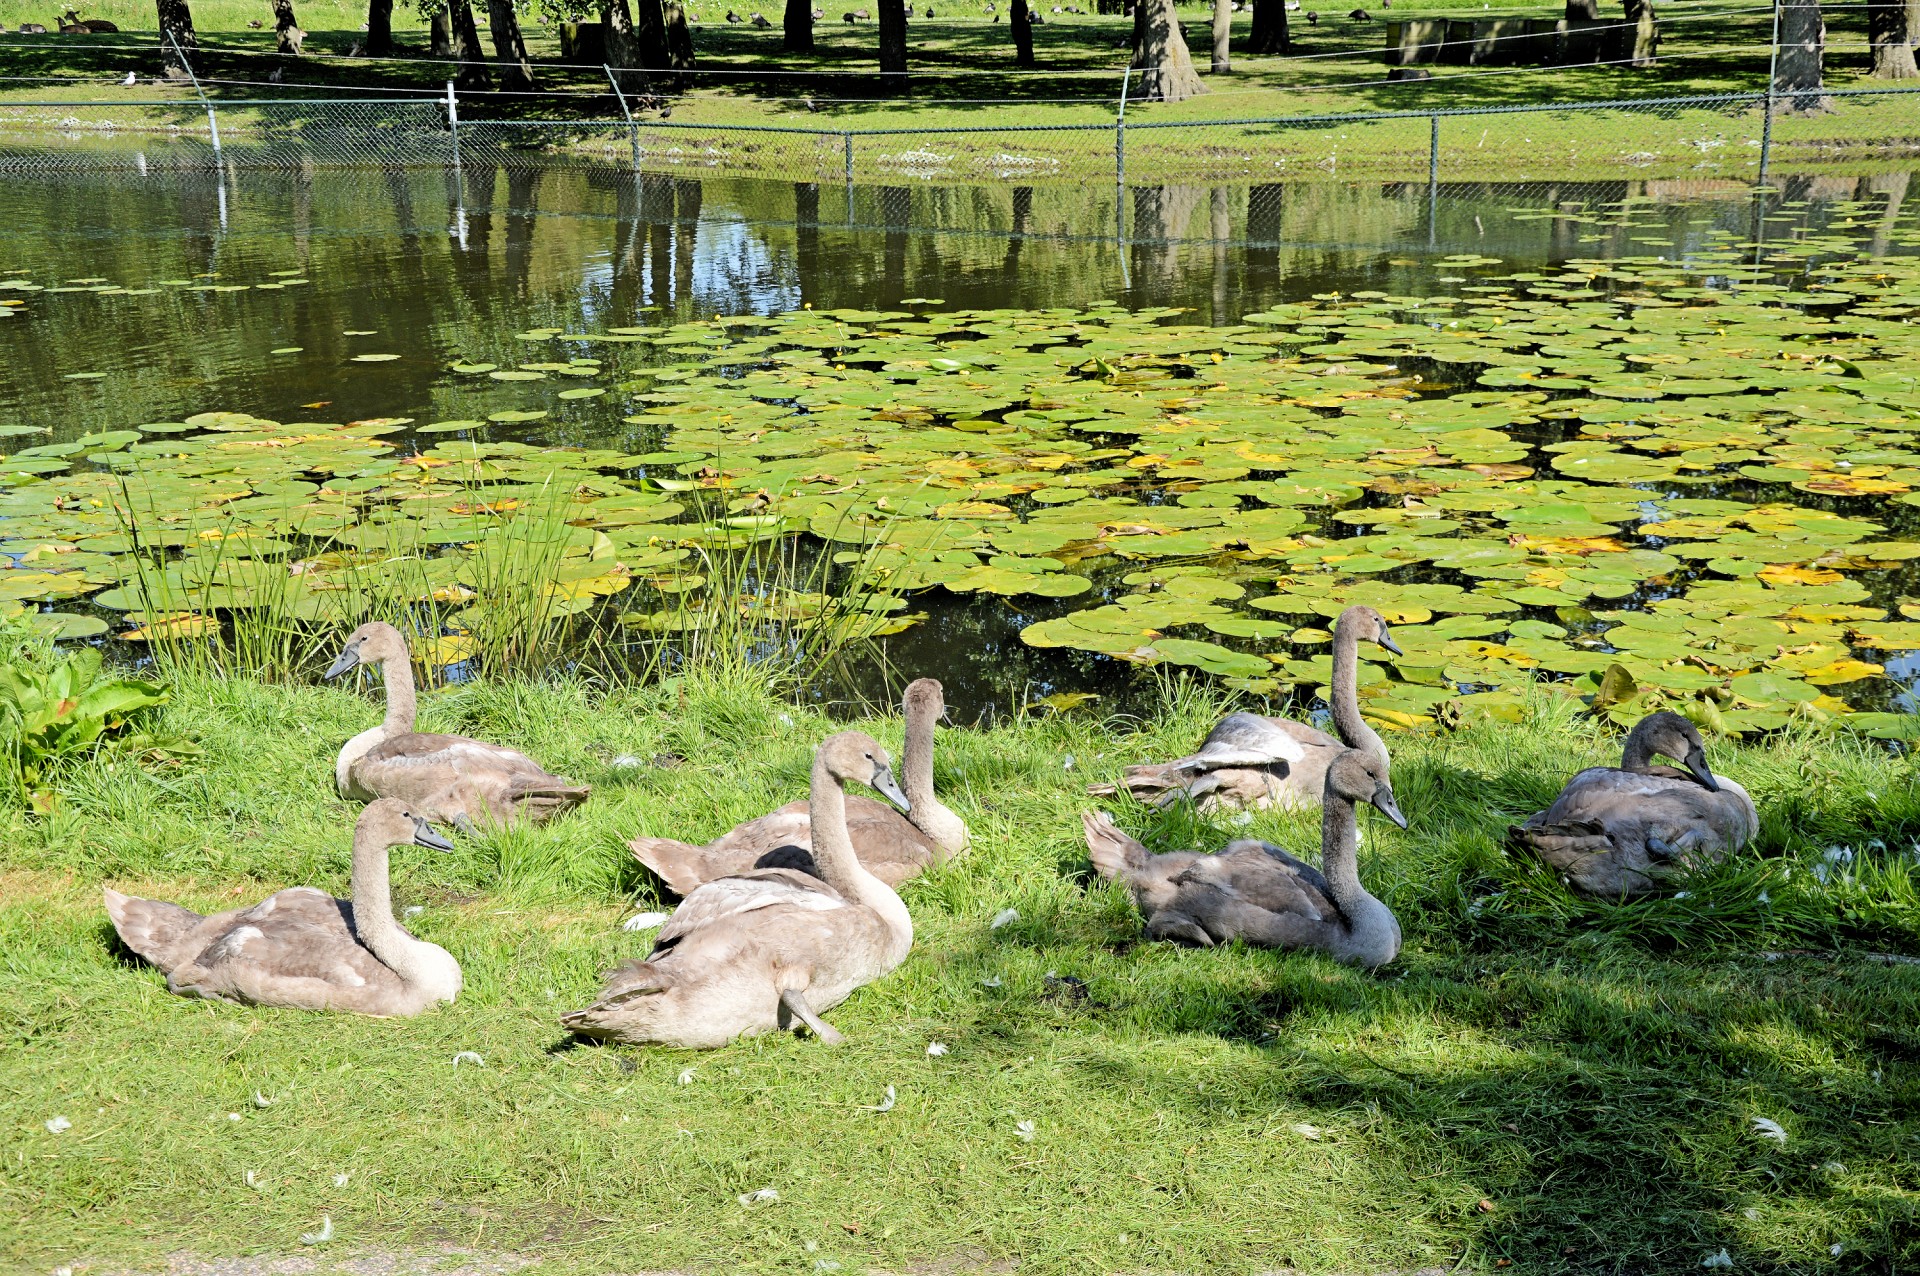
left=104, top=605, right=1759, bottom=1047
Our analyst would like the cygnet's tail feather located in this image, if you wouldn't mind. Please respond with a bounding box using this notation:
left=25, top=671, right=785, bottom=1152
left=508, top=775, right=590, bottom=804
left=560, top=959, right=674, bottom=1034
left=629, top=837, right=710, bottom=897
left=1509, top=820, right=1614, bottom=871
left=103, top=887, right=201, bottom=967
left=1082, top=811, right=1151, bottom=881
left=1086, top=761, right=1191, bottom=802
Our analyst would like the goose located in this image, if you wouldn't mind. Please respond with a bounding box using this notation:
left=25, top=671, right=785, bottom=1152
left=561, top=731, right=915, bottom=1048
left=631, top=678, right=966, bottom=894
left=1084, top=748, right=1406, bottom=969
left=325, top=622, right=588, bottom=830
left=1513, top=710, right=1756, bottom=899
left=103, top=800, right=462, bottom=1015
left=1090, top=604, right=1400, bottom=813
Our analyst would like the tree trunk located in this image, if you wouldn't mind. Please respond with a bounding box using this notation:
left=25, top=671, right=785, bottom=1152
left=1868, top=0, right=1918, bottom=76
left=156, top=0, right=197, bottom=75
left=365, top=0, right=393, bottom=53
left=1132, top=0, right=1206, bottom=100
left=664, top=0, right=693, bottom=67
left=485, top=0, right=535, bottom=90
left=1773, top=0, right=1829, bottom=112
left=1564, top=0, right=1597, bottom=17
left=1247, top=0, right=1286, bottom=53
left=1866, top=169, right=1907, bottom=257
left=1210, top=0, right=1229, bottom=72
left=1621, top=0, right=1656, bottom=65
left=430, top=6, right=452, bottom=56
left=270, top=0, right=304, bottom=53
left=784, top=0, right=813, bottom=49
left=447, top=0, right=490, bottom=87
left=604, top=0, right=646, bottom=91
left=878, top=0, right=908, bottom=90
left=1011, top=0, right=1033, bottom=63
left=633, top=0, right=671, bottom=67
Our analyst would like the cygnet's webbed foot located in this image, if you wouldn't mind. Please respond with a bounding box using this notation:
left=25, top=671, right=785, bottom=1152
left=450, top=812, right=478, bottom=837
left=779, top=989, right=845, bottom=1045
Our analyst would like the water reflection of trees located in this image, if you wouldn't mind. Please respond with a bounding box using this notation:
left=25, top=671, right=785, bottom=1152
left=5, top=164, right=1915, bottom=447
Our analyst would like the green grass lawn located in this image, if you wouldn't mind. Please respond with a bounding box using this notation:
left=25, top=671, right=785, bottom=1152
left=5, top=660, right=1918, bottom=1273
left=0, top=0, right=1898, bottom=123
left=4, top=0, right=1912, bottom=183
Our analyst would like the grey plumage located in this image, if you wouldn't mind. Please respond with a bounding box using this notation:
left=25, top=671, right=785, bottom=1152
left=1085, top=749, right=1407, bottom=969
left=1513, top=710, right=1757, bottom=899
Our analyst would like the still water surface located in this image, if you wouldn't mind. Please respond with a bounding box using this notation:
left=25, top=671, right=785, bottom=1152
left=2, top=165, right=1915, bottom=716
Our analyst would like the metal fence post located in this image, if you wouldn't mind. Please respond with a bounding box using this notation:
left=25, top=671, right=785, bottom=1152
left=605, top=64, right=640, bottom=172
left=1428, top=112, right=1439, bottom=246
left=446, top=81, right=461, bottom=166
left=167, top=29, right=220, bottom=162
left=1758, top=90, right=1774, bottom=183
left=1115, top=63, right=1130, bottom=245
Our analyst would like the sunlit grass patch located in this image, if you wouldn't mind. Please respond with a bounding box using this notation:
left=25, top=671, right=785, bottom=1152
left=3, top=667, right=1918, bottom=1272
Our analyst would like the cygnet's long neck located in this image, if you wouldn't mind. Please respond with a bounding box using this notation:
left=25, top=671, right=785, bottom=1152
left=378, top=654, right=418, bottom=736
left=811, top=754, right=914, bottom=962
left=1330, top=618, right=1388, bottom=768
left=1320, top=791, right=1400, bottom=968
left=1619, top=722, right=1661, bottom=773
left=902, top=696, right=966, bottom=859
left=348, top=831, right=453, bottom=1000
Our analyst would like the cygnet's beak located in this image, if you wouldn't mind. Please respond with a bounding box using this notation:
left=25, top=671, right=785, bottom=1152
left=1370, top=783, right=1409, bottom=829
left=1683, top=749, right=1720, bottom=792
left=1377, top=626, right=1403, bottom=657
left=871, top=764, right=912, bottom=814
left=412, top=816, right=457, bottom=851
left=324, top=643, right=362, bottom=680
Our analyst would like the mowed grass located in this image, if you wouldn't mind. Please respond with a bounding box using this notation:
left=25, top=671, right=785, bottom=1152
left=4, top=668, right=1920, bottom=1273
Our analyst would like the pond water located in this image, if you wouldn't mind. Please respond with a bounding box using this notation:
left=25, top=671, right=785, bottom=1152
left=2, top=163, right=1918, bottom=730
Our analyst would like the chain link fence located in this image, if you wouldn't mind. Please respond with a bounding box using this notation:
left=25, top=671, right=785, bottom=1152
left=2, top=69, right=1916, bottom=187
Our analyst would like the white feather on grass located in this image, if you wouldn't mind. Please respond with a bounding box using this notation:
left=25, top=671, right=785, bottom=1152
left=1015, top=1119, right=1036, bottom=1142
left=300, top=1217, right=334, bottom=1245
left=44, top=1116, right=70, bottom=1134
left=1290, top=1123, right=1322, bottom=1140
left=1700, top=1249, right=1732, bottom=1268
left=333, top=1173, right=350, bottom=1187
left=451, top=1051, right=484, bottom=1068
left=678, top=1068, right=696, bottom=1086
left=1750, top=1117, right=1787, bottom=1143
left=253, top=1092, right=274, bottom=1108
left=623, top=911, right=671, bottom=932
left=990, top=908, right=1019, bottom=929
left=737, top=1187, right=779, bottom=1205
left=926, top=1041, right=949, bottom=1056
left=862, top=1085, right=897, bottom=1113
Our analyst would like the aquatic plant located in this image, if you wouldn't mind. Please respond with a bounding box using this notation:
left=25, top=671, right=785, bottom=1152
left=0, top=621, right=171, bottom=808
left=3, top=219, right=1920, bottom=733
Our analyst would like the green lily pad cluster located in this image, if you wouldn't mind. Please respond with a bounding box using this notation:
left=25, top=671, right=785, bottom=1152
left=5, top=213, right=1920, bottom=734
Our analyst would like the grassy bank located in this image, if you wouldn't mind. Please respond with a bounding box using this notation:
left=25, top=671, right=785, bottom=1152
left=4, top=659, right=1919, bottom=1274
left=5, top=0, right=1914, bottom=183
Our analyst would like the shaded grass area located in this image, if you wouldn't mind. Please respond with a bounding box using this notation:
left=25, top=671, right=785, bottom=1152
left=4, top=670, right=1920, bottom=1273
left=0, top=0, right=1897, bottom=121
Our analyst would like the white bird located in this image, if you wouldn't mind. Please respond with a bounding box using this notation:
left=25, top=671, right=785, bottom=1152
left=121, top=71, right=137, bottom=85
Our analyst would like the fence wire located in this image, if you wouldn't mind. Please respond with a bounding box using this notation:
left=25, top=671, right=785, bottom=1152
left=1, top=82, right=1916, bottom=182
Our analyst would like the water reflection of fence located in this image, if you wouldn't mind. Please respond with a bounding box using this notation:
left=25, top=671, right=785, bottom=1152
left=2, top=84, right=1917, bottom=186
